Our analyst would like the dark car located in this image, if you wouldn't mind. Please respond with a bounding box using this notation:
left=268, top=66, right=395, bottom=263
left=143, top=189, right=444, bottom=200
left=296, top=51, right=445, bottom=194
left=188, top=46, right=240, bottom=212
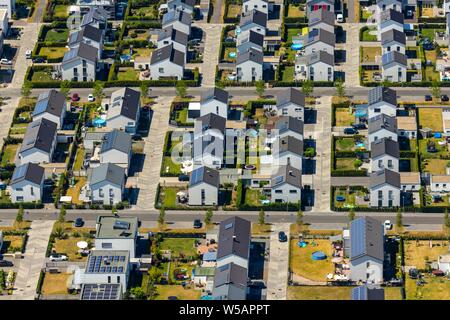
left=425, top=95, right=432, bottom=101
left=344, top=127, right=358, bottom=134
left=278, top=231, right=287, bottom=242
left=352, top=123, right=366, bottom=130
left=0, top=260, right=13, bottom=267
left=132, top=134, right=142, bottom=141
left=193, top=219, right=202, bottom=229
left=178, top=174, right=189, bottom=182
left=71, top=93, right=80, bottom=102
left=441, top=95, right=449, bottom=102
left=74, top=218, right=84, bottom=227
left=33, top=57, right=45, bottom=63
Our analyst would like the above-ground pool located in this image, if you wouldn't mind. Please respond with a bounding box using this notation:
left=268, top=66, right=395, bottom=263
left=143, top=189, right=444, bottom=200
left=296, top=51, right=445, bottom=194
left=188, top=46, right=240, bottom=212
left=120, top=54, right=132, bottom=62
left=228, top=52, right=237, bottom=58
left=291, top=43, right=303, bottom=50
left=336, top=195, right=346, bottom=202
left=434, top=133, right=442, bottom=138
left=93, top=117, right=106, bottom=127
left=311, top=251, right=327, bottom=261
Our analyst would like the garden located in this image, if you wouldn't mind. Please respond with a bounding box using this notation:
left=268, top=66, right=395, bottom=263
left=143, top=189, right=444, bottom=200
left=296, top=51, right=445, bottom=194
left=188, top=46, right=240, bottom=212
left=332, top=187, right=369, bottom=209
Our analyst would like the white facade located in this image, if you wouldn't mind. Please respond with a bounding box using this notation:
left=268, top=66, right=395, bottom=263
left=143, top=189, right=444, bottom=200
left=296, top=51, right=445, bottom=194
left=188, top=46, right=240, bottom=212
left=19, top=145, right=56, bottom=165
left=61, top=58, right=96, bottom=82
left=382, top=63, right=407, bottom=82
left=370, top=183, right=400, bottom=207
left=200, top=99, right=228, bottom=119
left=304, top=42, right=334, bottom=56
left=270, top=103, right=304, bottom=121
left=242, top=0, right=268, bottom=15
left=438, top=254, right=450, bottom=274
left=371, top=155, right=399, bottom=172
left=9, top=179, right=43, bottom=203
left=150, top=60, right=183, bottom=80
left=368, top=101, right=397, bottom=119
left=0, top=9, right=8, bottom=36
left=0, top=0, right=14, bottom=17
left=89, top=181, right=123, bottom=205
left=430, top=176, right=450, bottom=192
left=188, top=182, right=219, bottom=206
left=368, top=130, right=398, bottom=147
left=381, top=41, right=405, bottom=55
left=349, top=256, right=384, bottom=284
left=308, top=60, right=334, bottom=82
left=236, top=60, right=263, bottom=82
left=271, top=183, right=301, bottom=203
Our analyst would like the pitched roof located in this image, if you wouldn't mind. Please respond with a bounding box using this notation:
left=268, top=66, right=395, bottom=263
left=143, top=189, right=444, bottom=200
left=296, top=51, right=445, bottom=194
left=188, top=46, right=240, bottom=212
left=89, top=163, right=125, bottom=187
left=100, top=129, right=132, bottom=154
left=369, top=168, right=401, bottom=189
left=307, top=50, right=334, bottom=66
left=350, top=217, right=385, bottom=262
left=81, top=7, right=108, bottom=27
left=32, top=89, right=66, bottom=118
left=158, top=26, right=188, bottom=46
left=168, top=0, right=195, bottom=8
left=381, top=29, right=406, bottom=46
left=246, top=30, right=264, bottom=46
left=237, top=47, right=263, bottom=65
left=217, top=216, right=251, bottom=260
left=197, top=112, right=226, bottom=133
left=10, top=163, right=44, bottom=186
left=368, top=86, right=397, bottom=106
left=308, top=9, right=335, bottom=27
left=240, top=9, right=267, bottom=28
left=201, top=87, right=229, bottom=104
left=150, top=44, right=185, bottom=67
left=189, top=166, right=220, bottom=188
left=275, top=116, right=304, bottom=136
left=380, top=8, right=404, bottom=24
left=371, top=138, right=400, bottom=158
left=277, top=136, right=304, bottom=157
left=271, top=164, right=302, bottom=188
left=162, top=10, right=192, bottom=26
left=306, top=28, right=335, bottom=47
left=351, top=285, right=385, bottom=300
left=69, top=25, right=102, bottom=46
left=368, top=114, right=397, bottom=134
left=277, top=88, right=305, bottom=107
left=62, top=42, right=98, bottom=64
left=20, top=118, right=57, bottom=154
left=213, top=263, right=248, bottom=299
left=107, top=87, right=140, bottom=121
left=382, top=51, right=407, bottom=66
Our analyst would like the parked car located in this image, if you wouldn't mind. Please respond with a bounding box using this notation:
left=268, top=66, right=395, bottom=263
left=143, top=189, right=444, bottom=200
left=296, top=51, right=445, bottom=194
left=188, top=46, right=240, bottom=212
left=344, top=127, right=358, bottom=134
left=32, top=57, right=45, bottom=63
left=336, top=14, right=344, bottom=23
left=132, top=134, right=142, bottom=141
left=0, top=58, right=12, bottom=65
left=49, top=253, right=68, bottom=262
left=193, top=219, right=202, bottom=229
left=352, top=123, right=366, bottom=130
left=441, top=95, right=449, bottom=102
left=25, top=50, right=32, bottom=59
left=74, top=218, right=84, bottom=227
left=384, top=220, right=393, bottom=230
left=425, top=95, right=432, bottom=101
left=71, top=93, right=80, bottom=102
left=88, top=94, right=95, bottom=102
left=178, top=174, right=189, bottom=182
left=278, top=231, right=287, bottom=242
left=0, top=260, right=13, bottom=267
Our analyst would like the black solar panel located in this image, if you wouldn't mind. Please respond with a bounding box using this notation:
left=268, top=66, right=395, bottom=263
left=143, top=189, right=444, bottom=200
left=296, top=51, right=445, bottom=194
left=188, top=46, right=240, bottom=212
left=81, top=284, right=121, bottom=300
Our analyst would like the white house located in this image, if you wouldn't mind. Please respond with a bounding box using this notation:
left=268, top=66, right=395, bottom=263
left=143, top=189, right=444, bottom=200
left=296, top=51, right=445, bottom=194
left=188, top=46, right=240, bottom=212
left=236, top=48, right=263, bottom=82
left=295, top=51, right=334, bottom=82
left=269, top=88, right=305, bottom=120
left=242, top=0, right=268, bottom=15
left=272, top=136, right=303, bottom=170
left=18, top=118, right=57, bottom=165
left=371, top=138, right=400, bottom=173
left=200, top=87, right=229, bottom=119
left=303, top=28, right=335, bottom=56
left=368, top=114, right=398, bottom=148
left=378, top=9, right=404, bottom=41
left=157, top=26, right=189, bottom=56
left=367, top=86, right=397, bottom=119
left=349, top=217, right=385, bottom=284
left=0, top=9, right=8, bottom=36
left=369, top=169, right=401, bottom=207
left=400, top=172, right=420, bottom=192
left=397, top=116, right=417, bottom=139
left=105, top=87, right=141, bottom=134
left=80, top=7, right=109, bottom=35
left=193, top=113, right=226, bottom=169
left=237, top=9, right=267, bottom=41
left=8, top=163, right=44, bottom=203
left=87, top=163, right=125, bottom=205
left=95, top=216, right=139, bottom=259
left=149, top=44, right=184, bottom=80
left=382, top=51, right=407, bottom=83
left=430, top=175, right=450, bottom=192
left=270, top=165, right=302, bottom=203
left=167, top=0, right=195, bottom=14
left=377, top=0, right=402, bottom=14
left=306, top=0, right=334, bottom=17
left=98, top=129, right=132, bottom=170
left=0, top=0, right=14, bottom=17
left=308, top=9, right=335, bottom=33
left=32, top=89, right=67, bottom=129
left=192, top=267, right=215, bottom=291
left=216, top=216, right=251, bottom=269
left=212, top=263, right=248, bottom=300
left=381, top=29, right=406, bottom=55
left=438, top=254, right=450, bottom=274
left=188, top=166, right=220, bottom=206
left=237, top=30, right=264, bottom=54
left=61, top=42, right=98, bottom=82
left=442, top=107, right=450, bottom=136
left=162, top=9, right=192, bottom=35
left=68, top=25, right=104, bottom=60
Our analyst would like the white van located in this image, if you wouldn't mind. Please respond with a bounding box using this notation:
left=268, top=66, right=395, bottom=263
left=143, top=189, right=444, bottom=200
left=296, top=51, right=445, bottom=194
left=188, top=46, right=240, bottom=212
left=337, top=14, right=344, bottom=23
left=25, top=50, right=32, bottom=59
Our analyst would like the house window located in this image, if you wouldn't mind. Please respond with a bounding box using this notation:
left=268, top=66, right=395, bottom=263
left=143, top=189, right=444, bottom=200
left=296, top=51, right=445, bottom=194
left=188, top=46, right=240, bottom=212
left=117, top=276, right=120, bottom=283
left=374, top=108, right=381, bottom=113
left=16, top=196, right=24, bottom=202
left=159, top=68, right=164, bottom=73
left=275, top=190, right=283, bottom=194
left=16, top=187, right=23, bottom=192
left=31, top=187, right=34, bottom=196
left=378, top=159, right=382, bottom=168
left=444, top=184, right=447, bottom=188
left=99, top=188, right=104, bottom=197
left=378, top=190, right=382, bottom=200
left=388, top=159, right=393, bottom=168
left=102, top=242, right=113, bottom=249
left=412, top=185, right=415, bottom=190
left=289, top=190, right=297, bottom=194
left=108, top=276, right=111, bottom=283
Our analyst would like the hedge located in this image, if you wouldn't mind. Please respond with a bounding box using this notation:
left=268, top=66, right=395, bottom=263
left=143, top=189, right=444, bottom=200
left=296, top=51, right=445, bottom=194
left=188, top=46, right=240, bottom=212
left=235, top=179, right=243, bottom=207
left=0, top=202, right=44, bottom=209
left=331, top=169, right=368, bottom=177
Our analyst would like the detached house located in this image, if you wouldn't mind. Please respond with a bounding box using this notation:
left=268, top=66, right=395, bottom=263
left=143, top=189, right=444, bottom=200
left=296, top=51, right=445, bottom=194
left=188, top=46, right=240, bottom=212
left=238, top=9, right=267, bottom=41
left=212, top=263, right=248, bottom=300
left=193, top=113, right=226, bottom=169
left=188, top=166, right=220, bottom=206
left=272, top=136, right=303, bottom=170
left=216, top=216, right=251, bottom=269
left=99, top=130, right=132, bottom=170
left=270, top=165, right=302, bottom=203
left=80, top=7, right=108, bottom=35
left=62, top=42, right=98, bottom=82
left=167, top=0, right=195, bottom=14
left=157, top=26, right=189, bottom=56
left=382, top=51, right=407, bottom=83
left=369, top=169, right=401, bottom=207
left=242, top=0, right=269, bottom=15
left=9, top=163, right=44, bottom=203
left=162, top=10, right=192, bottom=35
left=18, top=118, right=57, bottom=165
left=368, top=114, right=398, bottom=147
left=150, top=44, right=184, bottom=80
left=430, top=175, right=450, bottom=192
left=105, top=87, right=141, bottom=134
left=378, top=9, right=404, bottom=41
left=349, top=217, right=385, bottom=284
left=303, top=28, right=335, bottom=56
left=306, top=0, right=334, bottom=17
left=351, top=285, right=385, bottom=300
left=371, top=138, right=400, bottom=172
left=308, top=9, right=335, bottom=34
left=32, top=89, right=67, bottom=129
left=200, top=87, right=229, bottom=119
left=377, top=0, right=402, bottom=13
left=274, top=116, right=304, bottom=141
left=295, top=50, right=334, bottom=82
left=87, top=163, right=125, bottom=205
left=272, top=88, right=305, bottom=120
left=381, top=29, right=406, bottom=55
left=236, top=48, right=263, bottom=82
left=367, top=86, right=397, bottom=119
left=237, top=30, right=264, bottom=54
left=68, top=25, right=103, bottom=59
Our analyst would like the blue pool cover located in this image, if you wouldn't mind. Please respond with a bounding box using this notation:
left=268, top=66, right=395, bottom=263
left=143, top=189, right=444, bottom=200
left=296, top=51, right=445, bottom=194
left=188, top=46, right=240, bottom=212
left=434, top=133, right=442, bottom=138
left=93, top=118, right=106, bottom=127
left=291, top=43, right=303, bottom=50
left=312, top=251, right=327, bottom=260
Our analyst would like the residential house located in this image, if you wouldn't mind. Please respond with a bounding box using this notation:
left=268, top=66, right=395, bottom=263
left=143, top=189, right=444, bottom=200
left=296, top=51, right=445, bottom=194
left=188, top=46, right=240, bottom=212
left=349, top=217, right=385, bottom=284
left=369, top=169, right=401, bottom=207
left=77, top=0, right=115, bottom=18
left=0, top=0, right=14, bottom=17
left=303, top=28, right=335, bottom=56
left=95, top=216, right=139, bottom=259
left=105, top=87, right=141, bottom=134
left=272, top=136, right=303, bottom=170
left=238, top=9, right=267, bottom=41
left=378, top=9, right=404, bottom=41
left=295, top=51, right=334, bottom=82
left=438, top=254, right=450, bottom=274
left=193, top=113, right=226, bottom=169
left=192, top=267, right=215, bottom=291
left=242, top=0, right=269, bottom=15
left=188, top=166, right=220, bottom=206
left=149, top=44, right=185, bottom=80
left=87, top=163, right=125, bottom=205
left=68, top=25, right=104, bottom=60
left=61, top=42, right=98, bottom=82
left=83, top=131, right=108, bottom=151
left=400, top=172, right=420, bottom=192
left=32, top=89, right=67, bottom=129
left=381, top=29, right=406, bottom=55
left=430, top=175, right=450, bottom=192
left=269, top=88, right=305, bottom=120
left=8, top=163, right=44, bottom=203
left=157, top=26, right=189, bottom=56
left=18, top=118, right=57, bottom=165
left=368, top=113, right=398, bottom=148
left=212, top=263, right=248, bottom=300
left=0, top=26, right=3, bottom=57
left=367, top=86, right=397, bottom=119
left=80, top=7, right=109, bottom=35
left=351, top=285, right=385, bottom=300
left=273, top=116, right=304, bottom=141
left=308, top=9, right=335, bottom=34
left=377, top=0, right=402, bottom=13
left=216, top=216, right=251, bottom=269
left=397, top=116, right=417, bottom=139
left=98, top=129, right=132, bottom=170
left=371, top=138, right=400, bottom=172
left=167, top=0, right=195, bottom=14
left=306, top=0, right=334, bottom=17
left=381, top=51, right=407, bottom=82
left=200, top=87, right=229, bottom=119
left=236, top=48, right=263, bottom=82
left=162, top=10, right=192, bottom=35
left=270, top=165, right=302, bottom=203
left=0, top=9, right=8, bottom=36
left=237, top=30, right=264, bottom=54
left=442, top=107, right=450, bottom=136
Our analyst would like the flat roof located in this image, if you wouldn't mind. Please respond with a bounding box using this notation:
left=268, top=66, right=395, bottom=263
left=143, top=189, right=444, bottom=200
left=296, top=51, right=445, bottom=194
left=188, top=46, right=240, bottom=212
left=85, top=250, right=129, bottom=274
left=95, top=216, right=138, bottom=239
left=400, top=172, right=420, bottom=185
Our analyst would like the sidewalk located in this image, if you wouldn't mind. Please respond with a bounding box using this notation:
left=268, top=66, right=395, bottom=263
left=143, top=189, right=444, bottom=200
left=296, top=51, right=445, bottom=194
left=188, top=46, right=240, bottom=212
left=199, top=24, right=223, bottom=87
left=266, top=223, right=290, bottom=300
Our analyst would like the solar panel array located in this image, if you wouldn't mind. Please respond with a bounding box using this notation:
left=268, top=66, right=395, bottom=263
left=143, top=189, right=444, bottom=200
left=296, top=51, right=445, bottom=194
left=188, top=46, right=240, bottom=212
left=190, top=166, right=204, bottom=185
left=81, top=284, right=120, bottom=300
left=350, top=218, right=365, bottom=258
left=87, top=255, right=126, bottom=273
left=33, top=98, right=49, bottom=115
left=11, top=164, right=28, bottom=181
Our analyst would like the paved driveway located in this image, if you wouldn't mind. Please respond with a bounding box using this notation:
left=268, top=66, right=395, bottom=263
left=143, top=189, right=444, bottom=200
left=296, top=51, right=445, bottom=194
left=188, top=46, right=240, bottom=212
left=266, top=223, right=290, bottom=300
left=198, top=24, right=223, bottom=87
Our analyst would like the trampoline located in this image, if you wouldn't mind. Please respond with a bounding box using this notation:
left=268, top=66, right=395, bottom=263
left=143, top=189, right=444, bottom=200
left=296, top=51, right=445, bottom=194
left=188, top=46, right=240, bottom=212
left=434, top=133, right=442, bottom=138
left=311, top=251, right=327, bottom=261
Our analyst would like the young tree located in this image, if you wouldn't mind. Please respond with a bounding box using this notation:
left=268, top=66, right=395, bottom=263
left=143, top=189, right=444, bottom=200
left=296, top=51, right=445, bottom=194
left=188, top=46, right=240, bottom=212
left=444, top=209, right=450, bottom=229
left=21, top=80, right=32, bottom=98
left=158, top=207, right=166, bottom=227
left=255, top=80, right=265, bottom=98
left=130, top=287, right=146, bottom=300
left=16, top=205, right=24, bottom=225
left=296, top=210, right=303, bottom=227
left=58, top=205, right=66, bottom=223
left=335, top=79, right=345, bottom=98
left=301, top=80, right=314, bottom=97
left=396, top=209, right=403, bottom=228
left=140, top=82, right=149, bottom=105
left=204, top=209, right=213, bottom=225
left=60, top=80, right=71, bottom=98
left=175, top=81, right=187, bottom=98
left=348, top=208, right=355, bottom=222
left=258, top=209, right=265, bottom=225
left=53, top=225, right=66, bottom=239
left=93, top=81, right=105, bottom=101
left=430, top=79, right=441, bottom=100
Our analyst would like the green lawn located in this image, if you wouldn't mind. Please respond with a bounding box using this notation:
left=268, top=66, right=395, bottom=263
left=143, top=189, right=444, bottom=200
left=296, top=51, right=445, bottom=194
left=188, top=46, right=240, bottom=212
left=335, top=158, right=357, bottom=170
left=44, top=29, right=69, bottom=42
left=161, top=156, right=181, bottom=175
left=31, top=70, right=55, bottom=82
left=73, top=148, right=85, bottom=171
left=132, top=47, right=153, bottom=59
left=227, top=4, right=241, bottom=18
left=405, top=276, right=450, bottom=300
left=287, top=286, right=352, bottom=300
left=38, top=46, right=67, bottom=60
left=159, top=186, right=178, bottom=207
left=117, top=67, right=140, bottom=81
left=404, top=240, right=449, bottom=269
left=286, top=28, right=303, bottom=43
left=361, top=27, right=377, bottom=41
left=9, top=123, right=28, bottom=135
left=335, top=138, right=356, bottom=151
left=422, top=158, right=449, bottom=174
left=155, top=285, right=200, bottom=300
left=282, top=66, right=295, bottom=82
left=420, top=28, right=445, bottom=41
left=419, top=138, right=450, bottom=160
left=244, top=188, right=267, bottom=206
left=1, top=144, right=19, bottom=165
left=131, top=6, right=159, bottom=19
left=159, top=238, right=197, bottom=259
left=53, top=5, right=69, bottom=19
left=287, top=5, right=305, bottom=18
left=418, top=108, right=443, bottom=132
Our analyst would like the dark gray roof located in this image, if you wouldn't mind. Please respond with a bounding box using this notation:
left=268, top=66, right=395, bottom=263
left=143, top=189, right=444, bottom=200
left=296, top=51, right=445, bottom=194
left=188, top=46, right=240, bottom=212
left=271, top=164, right=302, bottom=188
left=107, top=87, right=140, bottom=121
left=189, top=166, right=220, bottom=188
left=89, top=163, right=125, bottom=187
left=197, top=113, right=226, bottom=133
left=380, top=8, right=404, bottom=24
left=32, top=89, right=66, bottom=118
left=308, top=9, right=335, bottom=27
left=237, top=48, right=263, bottom=65
left=368, top=114, right=397, bottom=135
left=368, top=87, right=397, bottom=106
left=69, top=25, right=102, bottom=46
left=20, top=118, right=57, bottom=154
left=352, top=285, right=385, bottom=300
left=371, top=138, right=400, bottom=159
left=275, top=116, right=304, bottom=136
left=307, top=50, right=334, bottom=66
left=168, top=0, right=195, bottom=8
left=382, top=51, right=407, bottom=66
left=63, top=42, right=98, bottom=63
left=10, top=163, right=44, bottom=186
left=350, top=217, right=385, bottom=262
left=100, top=129, right=132, bottom=154
left=213, top=263, right=248, bottom=300
left=217, top=216, right=251, bottom=260
left=306, top=28, right=335, bottom=47
left=247, top=30, right=264, bottom=46
left=150, top=44, right=185, bottom=67
left=162, top=10, right=192, bottom=26
left=202, top=87, right=229, bottom=104
left=381, top=29, right=406, bottom=46
left=81, top=7, right=108, bottom=27
left=278, top=136, right=303, bottom=157
left=369, top=168, right=401, bottom=189
left=307, top=0, right=334, bottom=3
left=277, top=88, right=305, bottom=107
left=240, top=9, right=267, bottom=28
left=158, top=26, right=188, bottom=46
